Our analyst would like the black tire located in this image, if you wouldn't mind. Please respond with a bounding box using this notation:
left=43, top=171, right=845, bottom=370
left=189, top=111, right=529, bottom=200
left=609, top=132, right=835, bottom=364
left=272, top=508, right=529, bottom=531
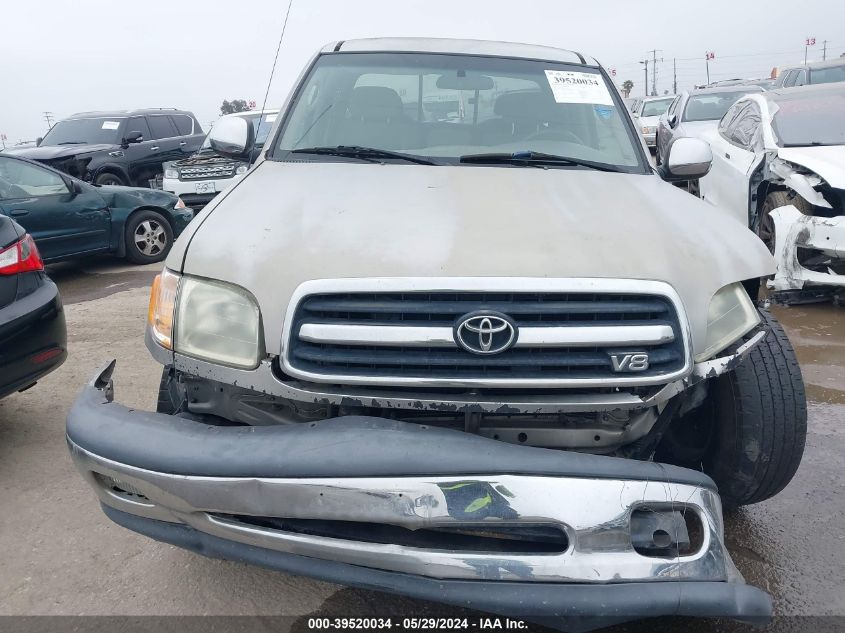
left=757, top=190, right=812, bottom=253
left=95, top=172, right=126, bottom=186
left=156, top=366, right=182, bottom=414
left=660, top=309, right=807, bottom=507
left=124, top=210, right=173, bottom=264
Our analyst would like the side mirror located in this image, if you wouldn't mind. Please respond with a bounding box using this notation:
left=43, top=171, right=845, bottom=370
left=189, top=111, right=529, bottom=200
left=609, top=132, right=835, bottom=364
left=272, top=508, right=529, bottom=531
left=122, top=131, right=144, bottom=146
left=658, top=137, right=712, bottom=182
left=63, top=177, right=83, bottom=195
left=36, top=137, right=43, bottom=146
left=208, top=116, right=254, bottom=158
left=668, top=114, right=678, bottom=128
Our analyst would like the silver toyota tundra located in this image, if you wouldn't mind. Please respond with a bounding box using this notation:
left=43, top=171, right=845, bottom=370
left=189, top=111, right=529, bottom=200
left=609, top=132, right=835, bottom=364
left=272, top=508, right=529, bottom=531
left=67, top=38, right=807, bottom=629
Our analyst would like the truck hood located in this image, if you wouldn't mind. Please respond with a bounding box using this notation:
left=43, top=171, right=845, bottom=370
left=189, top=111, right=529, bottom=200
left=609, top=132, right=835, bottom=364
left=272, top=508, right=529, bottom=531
left=173, top=160, right=773, bottom=355
left=776, top=145, right=845, bottom=189
left=5, top=144, right=117, bottom=160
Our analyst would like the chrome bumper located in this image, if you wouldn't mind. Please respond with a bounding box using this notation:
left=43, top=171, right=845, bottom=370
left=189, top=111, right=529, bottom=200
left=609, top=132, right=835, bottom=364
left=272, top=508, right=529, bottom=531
left=67, top=362, right=771, bottom=626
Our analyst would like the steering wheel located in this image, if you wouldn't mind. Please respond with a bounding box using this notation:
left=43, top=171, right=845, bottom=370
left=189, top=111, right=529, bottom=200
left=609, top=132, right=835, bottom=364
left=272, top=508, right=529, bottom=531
left=524, top=128, right=585, bottom=145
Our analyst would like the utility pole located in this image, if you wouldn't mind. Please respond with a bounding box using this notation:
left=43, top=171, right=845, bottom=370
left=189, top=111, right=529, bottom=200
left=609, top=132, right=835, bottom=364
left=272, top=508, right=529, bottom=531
left=822, top=40, right=828, bottom=60
left=646, top=49, right=662, bottom=96
left=804, top=37, right=815, bottom=64
left=673, top=58, right=677, bottom=94
left=639, top=59, right=649, bottom=97
left=42, top=111, right=54, bottom=130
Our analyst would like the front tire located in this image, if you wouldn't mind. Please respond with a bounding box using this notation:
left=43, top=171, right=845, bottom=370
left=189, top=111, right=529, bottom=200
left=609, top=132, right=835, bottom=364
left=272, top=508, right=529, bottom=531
left=124, top=210, right=173, bottom=264
left=95, top=172, right=126, bottom=186
left=757, top=190, right=813, bottom=253
left=658, top=309, right=807, bottom=507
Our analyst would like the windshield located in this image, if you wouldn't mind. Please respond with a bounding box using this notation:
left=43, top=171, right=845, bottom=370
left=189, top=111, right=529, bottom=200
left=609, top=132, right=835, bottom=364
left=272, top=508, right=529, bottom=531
left=772, top=93, right=845, bottom=146
left=683, top=90, right=759, bottom=122
left=809, top=64, right=845, bottom=85
left=40, top=117, right=125, bottom=146
left=273, top=52, right=644, bottom=171
left=640, top=98, right=673, bottom=117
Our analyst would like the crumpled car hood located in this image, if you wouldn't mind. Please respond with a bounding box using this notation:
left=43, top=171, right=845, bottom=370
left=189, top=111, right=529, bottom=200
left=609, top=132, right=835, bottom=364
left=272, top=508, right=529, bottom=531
left=6, top=144, right=117, bottom=160
left=172, top=160, right=773, bottom=354
left=777, top=145, right=845, bottom=189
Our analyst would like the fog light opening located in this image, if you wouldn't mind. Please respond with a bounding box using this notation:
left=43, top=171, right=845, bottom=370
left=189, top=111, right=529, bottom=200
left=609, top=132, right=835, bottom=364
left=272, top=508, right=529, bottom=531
left=630, top=506, right=704, bottom=558
left=93, top=472, right=150, bottom=502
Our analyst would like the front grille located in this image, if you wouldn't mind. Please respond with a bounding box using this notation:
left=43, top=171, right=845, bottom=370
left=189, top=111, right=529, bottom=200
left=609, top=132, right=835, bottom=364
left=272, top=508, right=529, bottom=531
left=179, top=164, right=235, bottom=180
left=286, top=291, right=687, bottom=385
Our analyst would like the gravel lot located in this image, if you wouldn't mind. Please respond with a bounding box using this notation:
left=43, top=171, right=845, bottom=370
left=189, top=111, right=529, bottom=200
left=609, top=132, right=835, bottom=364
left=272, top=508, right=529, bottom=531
left=1, top=257, right=843, bottom=630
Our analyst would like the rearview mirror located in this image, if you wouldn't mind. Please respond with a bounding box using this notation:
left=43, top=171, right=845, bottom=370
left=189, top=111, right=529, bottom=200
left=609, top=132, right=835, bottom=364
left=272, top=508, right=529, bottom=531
left=658, top=137, right=712, bottom=182
left=122, top=131, right=144, bottom=145
left=36, top=137, right=43, bottom=146
left=436, top=73, right=495, bottom=91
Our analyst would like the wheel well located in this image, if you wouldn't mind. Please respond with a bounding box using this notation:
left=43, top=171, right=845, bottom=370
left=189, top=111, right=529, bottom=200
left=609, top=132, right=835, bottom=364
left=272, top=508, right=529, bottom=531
left=93, top=166, right=128, bottom=184
left=752, top=179, right=788, bottom=232
left=118, top=207, right=172, bottom=257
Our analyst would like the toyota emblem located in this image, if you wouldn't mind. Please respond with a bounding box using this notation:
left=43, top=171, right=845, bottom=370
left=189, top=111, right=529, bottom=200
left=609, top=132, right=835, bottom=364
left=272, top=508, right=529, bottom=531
left=454, top=311, right=518, bottom=355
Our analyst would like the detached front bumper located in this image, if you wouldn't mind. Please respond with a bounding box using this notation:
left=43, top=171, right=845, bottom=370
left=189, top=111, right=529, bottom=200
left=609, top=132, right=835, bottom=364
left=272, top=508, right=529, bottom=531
left=770, top=205, right=845, bottom=291
left=67, top=361, right=771, bottom=629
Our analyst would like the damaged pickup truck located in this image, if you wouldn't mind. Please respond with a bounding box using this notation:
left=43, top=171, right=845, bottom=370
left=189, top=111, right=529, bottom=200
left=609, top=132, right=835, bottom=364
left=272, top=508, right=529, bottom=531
left=699, top=82, right=845, bottom=294
left=67, top=39, right=807, bottom=629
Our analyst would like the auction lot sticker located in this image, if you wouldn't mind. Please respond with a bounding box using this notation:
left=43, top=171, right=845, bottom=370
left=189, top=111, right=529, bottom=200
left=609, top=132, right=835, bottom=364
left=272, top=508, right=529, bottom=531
left=545, top=70, right=614, bottom=105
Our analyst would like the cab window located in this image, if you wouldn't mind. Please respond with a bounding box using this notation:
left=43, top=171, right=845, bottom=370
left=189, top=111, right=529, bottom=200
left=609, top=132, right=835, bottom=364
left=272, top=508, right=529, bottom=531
left=148, top=116, right=177, bottom=140
left=0, top=157, right=68, bottom=199
left=125, top=116, right=152, bottom=141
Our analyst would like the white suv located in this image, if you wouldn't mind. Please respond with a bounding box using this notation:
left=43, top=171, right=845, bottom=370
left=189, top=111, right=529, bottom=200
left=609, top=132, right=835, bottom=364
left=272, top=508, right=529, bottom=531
left=161, top=109, right=278, bottom=208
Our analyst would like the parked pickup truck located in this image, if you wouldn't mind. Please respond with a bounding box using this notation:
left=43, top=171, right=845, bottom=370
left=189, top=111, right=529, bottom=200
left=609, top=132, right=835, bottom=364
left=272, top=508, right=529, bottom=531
left=67, top=38, right=806, bottom=629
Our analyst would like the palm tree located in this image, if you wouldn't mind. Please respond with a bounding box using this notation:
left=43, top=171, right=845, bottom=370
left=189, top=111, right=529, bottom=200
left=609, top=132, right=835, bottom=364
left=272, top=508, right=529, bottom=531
left=621, top=80, right=634, bottom=98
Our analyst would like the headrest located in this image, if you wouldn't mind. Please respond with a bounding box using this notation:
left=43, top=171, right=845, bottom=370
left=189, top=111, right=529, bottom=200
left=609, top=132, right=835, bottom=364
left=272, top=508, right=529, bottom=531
left=347, top=86, right=404, bottom=121
left=494, top=91, right=550, bottom=118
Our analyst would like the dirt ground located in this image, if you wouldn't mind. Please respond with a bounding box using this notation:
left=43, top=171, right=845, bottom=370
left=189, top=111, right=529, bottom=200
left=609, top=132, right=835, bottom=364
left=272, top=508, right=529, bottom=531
left=1, top=257, right=843, bottom=631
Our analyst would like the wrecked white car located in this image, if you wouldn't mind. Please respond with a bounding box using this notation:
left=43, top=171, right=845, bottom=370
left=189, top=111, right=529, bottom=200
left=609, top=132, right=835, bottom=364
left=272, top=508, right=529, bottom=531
left=699, top=82, right=845, bottom=293
left=67, top=38, right=807, bottom=629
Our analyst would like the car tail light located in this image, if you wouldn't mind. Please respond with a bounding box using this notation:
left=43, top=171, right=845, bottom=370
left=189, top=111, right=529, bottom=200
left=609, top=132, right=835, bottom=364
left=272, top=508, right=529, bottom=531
left=0, top=234, right=44, bottom=275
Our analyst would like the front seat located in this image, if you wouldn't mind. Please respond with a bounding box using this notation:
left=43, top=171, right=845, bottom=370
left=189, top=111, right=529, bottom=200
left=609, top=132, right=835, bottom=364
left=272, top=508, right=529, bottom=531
left=476, top=91, right=549, bottom=146
left=336, top=86, right=418, bottom=150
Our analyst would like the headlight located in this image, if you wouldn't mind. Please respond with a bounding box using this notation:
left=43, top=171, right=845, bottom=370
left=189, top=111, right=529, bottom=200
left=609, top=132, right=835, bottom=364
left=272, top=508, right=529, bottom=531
left=642, top=125, right=656, bottom=134
left=174, top=197, right=186, bottom=209
left=696, top=283, right=760, bottom=362
left=235, top=163, right=249, bottom=175
left=164, top=168, right=179, bottom=179
left=147, top=271, right=263, bottom=368
left=175, top=276, right=262, bottom=368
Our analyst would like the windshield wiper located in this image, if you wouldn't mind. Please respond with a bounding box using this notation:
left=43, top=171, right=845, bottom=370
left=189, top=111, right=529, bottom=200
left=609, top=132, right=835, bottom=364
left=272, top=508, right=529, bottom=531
left=459, top=151, right=625, bottom=172
left=57, top=141, right=86, bottom=145
left=291, top=146, right=436, bottom=165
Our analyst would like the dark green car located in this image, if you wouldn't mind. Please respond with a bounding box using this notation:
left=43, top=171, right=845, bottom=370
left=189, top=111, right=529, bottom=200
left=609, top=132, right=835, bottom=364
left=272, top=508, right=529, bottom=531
left=0, top=154, right=193, bottom=264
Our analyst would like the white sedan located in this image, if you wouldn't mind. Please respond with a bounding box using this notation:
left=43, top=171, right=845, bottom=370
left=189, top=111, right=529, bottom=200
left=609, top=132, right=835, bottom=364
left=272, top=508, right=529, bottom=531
left=698, top=83, right=845, bottom=291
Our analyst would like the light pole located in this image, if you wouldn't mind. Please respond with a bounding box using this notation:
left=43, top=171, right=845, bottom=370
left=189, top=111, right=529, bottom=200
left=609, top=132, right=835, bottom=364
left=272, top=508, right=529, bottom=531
left=639, top=59, right=649, bottom=97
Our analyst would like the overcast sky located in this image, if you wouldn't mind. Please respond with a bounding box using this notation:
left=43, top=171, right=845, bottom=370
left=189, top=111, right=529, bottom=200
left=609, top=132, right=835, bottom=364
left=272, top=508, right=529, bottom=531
left=2, top=0, right=843, bottom=142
